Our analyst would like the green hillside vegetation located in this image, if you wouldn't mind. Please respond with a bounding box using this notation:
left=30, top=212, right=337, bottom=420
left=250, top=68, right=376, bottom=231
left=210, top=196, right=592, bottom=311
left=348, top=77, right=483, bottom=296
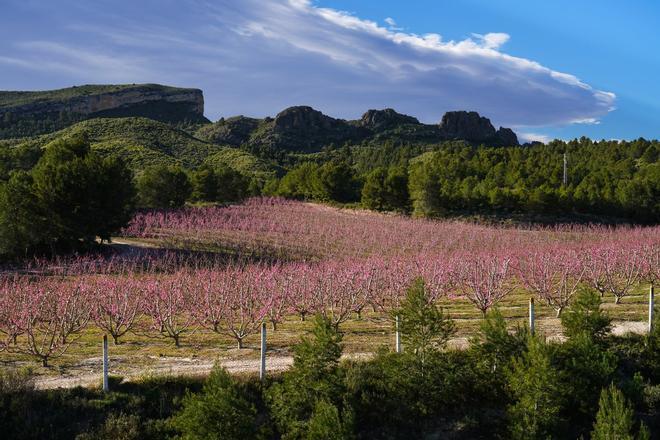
left=0, top=84, right=181, bottom=108
left=203, top=147, right=278, bottom=183
left=0, top=118, right=271, bottom=179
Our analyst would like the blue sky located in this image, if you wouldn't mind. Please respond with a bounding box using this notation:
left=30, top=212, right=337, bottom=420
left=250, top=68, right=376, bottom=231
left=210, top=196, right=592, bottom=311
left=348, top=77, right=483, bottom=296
left=1, top=0, right=658, bottom=142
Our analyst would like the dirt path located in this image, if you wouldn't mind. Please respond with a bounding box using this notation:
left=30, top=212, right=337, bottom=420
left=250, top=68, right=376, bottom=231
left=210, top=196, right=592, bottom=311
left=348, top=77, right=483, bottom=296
left=31, top=320, right=648, bottom=390
left=33, top=355, right=295, bottom=390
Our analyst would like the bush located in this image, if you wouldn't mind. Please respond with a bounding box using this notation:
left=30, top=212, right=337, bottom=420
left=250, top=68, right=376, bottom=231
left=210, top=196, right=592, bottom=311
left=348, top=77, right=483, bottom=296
left=306, top=400, right=353, bottom=440
left=171, top=366, right=263, bottom=440
left=506, top=337, right=566, bottom=439
left=561, top=288, right=612, bottom=341
left=75, top=412, right=141, bottom=440
left=396, top=277, right=455, bottom=363
left=469, top=308, right=529, bottom=372
left=591, top=384, right=648, bottom=440
left=266, top=315, right=347, bottom=439
left=137, top=164, right=191, bottom=208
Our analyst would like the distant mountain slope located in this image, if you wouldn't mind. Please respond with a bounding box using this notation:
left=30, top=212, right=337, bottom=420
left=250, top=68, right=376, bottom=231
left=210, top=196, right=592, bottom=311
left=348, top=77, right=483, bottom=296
left=196, top=107, right=519, bottom=153
left=0, top=84, right=208, bottom=139
left=0, top=118, right=270, bottom=179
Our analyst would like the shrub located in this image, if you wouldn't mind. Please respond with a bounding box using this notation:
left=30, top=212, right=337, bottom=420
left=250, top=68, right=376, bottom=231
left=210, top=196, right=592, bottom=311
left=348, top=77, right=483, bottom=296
left=137, top=164, right=191, bottom=208
left=306, top=399, right=353, bottom=440
left=75, top=412, right=141, bottom=440
left=469, top=308, right=529, bottom=372
left=171, top=366, right=262, bottom=440
left=591, top=384, right=648, bottom=440
left=266, top=315, right=347, bottom=439
left=561, top=288, right=612, bottom=341
left=396, top=277, right=455, bottom=363
left=506, top=337, right=566, bottom=439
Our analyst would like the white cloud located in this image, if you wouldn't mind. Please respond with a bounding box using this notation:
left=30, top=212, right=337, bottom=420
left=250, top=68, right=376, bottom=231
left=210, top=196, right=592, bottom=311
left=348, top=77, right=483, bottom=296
left=472, top=32, right=510, bottom=50
left=518, top=132, right=553, bottom=144
left=0, top=0, right=616, bottom=128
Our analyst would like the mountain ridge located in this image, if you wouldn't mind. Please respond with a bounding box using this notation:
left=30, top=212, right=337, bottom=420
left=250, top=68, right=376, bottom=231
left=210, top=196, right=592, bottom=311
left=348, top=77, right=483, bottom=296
left=1, top=83, right=519, bottom=149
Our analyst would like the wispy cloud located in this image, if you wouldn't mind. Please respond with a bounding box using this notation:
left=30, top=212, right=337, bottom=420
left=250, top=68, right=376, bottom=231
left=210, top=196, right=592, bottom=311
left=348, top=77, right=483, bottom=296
left=0, top=0, right=616, bottom=128
left=518, top=132, right=553, bottom=144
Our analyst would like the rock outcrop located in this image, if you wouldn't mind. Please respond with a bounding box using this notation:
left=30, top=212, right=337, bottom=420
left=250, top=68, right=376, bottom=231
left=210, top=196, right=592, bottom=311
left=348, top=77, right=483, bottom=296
left=438, top=111, right=518, bottom=146
left=439, top=111, right=496, bottom=143
left=494, top=127, right=519, bottom=147
left=249, top=106, right=366, bottom=152
left=359, top=108, right=419, bottom=131
left=196, top=116, right=261, bottom=146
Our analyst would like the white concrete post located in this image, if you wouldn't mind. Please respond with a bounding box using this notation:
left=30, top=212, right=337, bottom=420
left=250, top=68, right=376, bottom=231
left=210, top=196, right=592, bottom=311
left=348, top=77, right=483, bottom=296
left=102, top=334, right=109, bottom=392
left=260, top=322, right=267, bottom=381
left=649, top=285, right=655, bottom=334
left=395, top=315, right=402, bottom=353
left=529, top=297, right=535, bottom=336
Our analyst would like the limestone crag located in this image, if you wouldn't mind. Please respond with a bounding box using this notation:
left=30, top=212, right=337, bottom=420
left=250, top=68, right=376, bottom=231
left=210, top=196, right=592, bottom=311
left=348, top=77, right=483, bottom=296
left=359, top=109, right=419, bottom=131
left=0, top=84, right=207, bottom=138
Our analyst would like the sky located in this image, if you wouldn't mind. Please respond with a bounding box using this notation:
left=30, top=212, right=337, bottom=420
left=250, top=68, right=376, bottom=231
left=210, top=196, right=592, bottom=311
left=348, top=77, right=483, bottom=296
left=1, top=0, right=658, bottom=143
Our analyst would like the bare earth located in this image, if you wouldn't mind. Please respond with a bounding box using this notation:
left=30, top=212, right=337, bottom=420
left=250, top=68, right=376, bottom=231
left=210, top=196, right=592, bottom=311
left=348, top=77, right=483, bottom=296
left=31, top=320, right=647, bottom=390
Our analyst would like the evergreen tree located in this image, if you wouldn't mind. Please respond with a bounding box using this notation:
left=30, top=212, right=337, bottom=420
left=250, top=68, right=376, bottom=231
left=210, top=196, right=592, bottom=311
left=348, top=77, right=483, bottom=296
left=591, top=384, right=647, bottom=440
left=561, top=288, right=612, bottom=341
left=507, top=337, right=565, bottom=439
left=396, top=278, right=455, bottom=364
left=172, top=366, right=263, bottom=440
left=267, top=315, right=348, bottom=439
left=137, top=164, right=191, bottom=208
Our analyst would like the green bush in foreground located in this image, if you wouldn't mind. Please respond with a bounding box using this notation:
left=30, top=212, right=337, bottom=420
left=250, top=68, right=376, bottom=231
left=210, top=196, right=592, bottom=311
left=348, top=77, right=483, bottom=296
left=171, top=366, right=264, bottom=440
left=561, top=288, right=612, bottom=341
left=591, top=384, right=649, bottom=440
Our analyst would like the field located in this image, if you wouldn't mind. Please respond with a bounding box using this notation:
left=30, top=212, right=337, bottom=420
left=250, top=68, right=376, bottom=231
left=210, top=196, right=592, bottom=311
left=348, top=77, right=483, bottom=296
left=1, top=198, right=658, bottom=388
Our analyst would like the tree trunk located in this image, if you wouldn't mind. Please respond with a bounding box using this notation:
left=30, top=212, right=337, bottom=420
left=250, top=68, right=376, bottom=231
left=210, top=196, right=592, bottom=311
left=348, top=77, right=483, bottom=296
left=271, top=321, right=277, bottom=332
left=42, top=357, right=48, bottom=368
left=300, top=313, right=306, bottom=322
left=112, top=334, right=120, bottom=345
left=615, top=296, right=621, bottom=305
left=555, top=307, right=563, bottom=318
left=173, top=334, right=180, bottom=348
left=237, top=338, right=244, bottom=349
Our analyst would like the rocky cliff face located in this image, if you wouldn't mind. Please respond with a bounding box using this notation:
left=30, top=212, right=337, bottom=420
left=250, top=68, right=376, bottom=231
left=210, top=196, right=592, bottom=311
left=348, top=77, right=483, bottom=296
left=197, top=106, right=519, bottom=152
left=0, top=84, right=207, bottom=139
left=439, top=111, right=518, bottom=146
left=359, top=109, right=419, bottom=131
left=249, top=106, right=366, bottom=152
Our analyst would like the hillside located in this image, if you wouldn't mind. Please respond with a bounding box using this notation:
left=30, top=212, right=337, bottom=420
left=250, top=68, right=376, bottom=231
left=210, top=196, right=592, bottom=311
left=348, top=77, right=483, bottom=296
left=0, top=84, right=208, bottom=139
left=0, top=117, right=271, bottom=179
left=196, top=107, right=520, bottom=153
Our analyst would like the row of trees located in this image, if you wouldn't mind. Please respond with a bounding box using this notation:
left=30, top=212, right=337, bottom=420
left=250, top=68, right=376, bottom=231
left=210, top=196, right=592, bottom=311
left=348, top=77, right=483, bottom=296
left=172, top=283, right=658, bottom=439
left=1, top=241, right=655, bottom=367
left=407, top=140, right=659, bottom=222
left=264, top=138, right=658, bottom=222
left=137, top=163, right=252, bottom=209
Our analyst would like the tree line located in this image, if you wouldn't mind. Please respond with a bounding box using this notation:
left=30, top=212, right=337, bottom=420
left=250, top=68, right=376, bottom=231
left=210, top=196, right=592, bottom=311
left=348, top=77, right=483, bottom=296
left=1, top=134, right=657, bottom=259
left=265, top=138, right=658, bottom=223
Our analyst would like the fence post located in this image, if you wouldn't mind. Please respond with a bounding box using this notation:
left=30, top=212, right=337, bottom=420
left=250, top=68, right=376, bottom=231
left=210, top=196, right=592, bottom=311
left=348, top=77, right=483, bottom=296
left=395, top=315, right=401, bottom=353
left=260, top=322, right=267, bottom=381
left=649, top=285, right=655, bottom=334
left=529, top=297, right=535, bottom=336
left=102, top=335, right=109, bottom=392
